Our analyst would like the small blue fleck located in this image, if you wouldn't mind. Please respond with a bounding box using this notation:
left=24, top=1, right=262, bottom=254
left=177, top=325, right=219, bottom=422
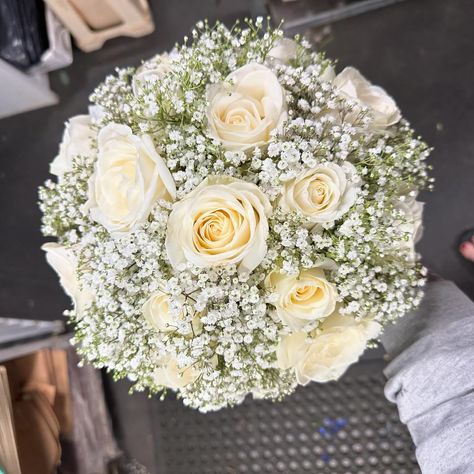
left=321, top=452, right=331, bottom=463
left=336, top=418, right=348, bottom=428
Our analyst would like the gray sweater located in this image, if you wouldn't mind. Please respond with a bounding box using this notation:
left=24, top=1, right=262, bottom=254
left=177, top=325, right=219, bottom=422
left=382, top=280, right=474, bottom=473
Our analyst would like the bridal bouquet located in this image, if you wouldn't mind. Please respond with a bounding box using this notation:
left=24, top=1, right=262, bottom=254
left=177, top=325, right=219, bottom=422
left=39, top=19, right=431, bottom=411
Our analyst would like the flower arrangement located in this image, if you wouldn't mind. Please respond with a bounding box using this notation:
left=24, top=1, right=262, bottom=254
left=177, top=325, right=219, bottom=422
left=39, top=19, right=432, bottom=412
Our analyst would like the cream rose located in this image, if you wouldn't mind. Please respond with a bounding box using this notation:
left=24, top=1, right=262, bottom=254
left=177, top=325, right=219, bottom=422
left=396, top=197, right=424, bottom=260
left=207, top=63, right=287, bottom=151
left=333, top=67, right=401, bottom=128
left=265, top=262, right=337, bottom=330
left=143, top=291, right=201, bottom=334
left=42, top=243, right=92, bottom=315
left=153, top=356, right=200, bottom=390
left=276, top=331, right=310, bottom=371
left=86, top=123, right=176, bottom=233
left=320, top=64, right=336, bottom=83
left=268, top=38, right=298, bottom=64
left=50, top=115, right=95, bottom=179
left=166, top=176, right=272, bottom=273
left=280, top=162, right=359, bottom=224
left=277, top=313, right=381, bottom=384
left=132, top=53, right=171, bottom=96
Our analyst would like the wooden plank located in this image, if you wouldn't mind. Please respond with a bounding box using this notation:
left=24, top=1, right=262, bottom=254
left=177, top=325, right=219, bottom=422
left=0, top=367, right=21, bottom=474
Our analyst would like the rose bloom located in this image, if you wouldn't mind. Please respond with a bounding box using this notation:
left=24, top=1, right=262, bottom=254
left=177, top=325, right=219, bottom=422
left=50, top=115, right=96, bottom=179
left=42, top=243, right=92, bottom=315
left=207, top=63, right=287, bottom=151
left=265, top=262, right=337, bottom=330
left=277, top=312, right=381, bottom=384
left=396, top=197, right=424, bottom=261
left=280, top=162, right=359, bottom=224
left=132, top=53, right=171, bottom=96
left=153, top=356, right=200, bottom=390
left=166, top=176, right=272, bottom=274
left=86, top=123, right=176, bottom=233
left=268, top=38, right=298, bottom=64
left=142, top=291, right=201, bottom=334
left=332, top=67, right=401, bottom=128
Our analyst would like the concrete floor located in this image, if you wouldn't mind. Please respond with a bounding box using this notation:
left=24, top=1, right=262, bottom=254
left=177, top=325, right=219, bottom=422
left=0, top=0, right=473, bottom=470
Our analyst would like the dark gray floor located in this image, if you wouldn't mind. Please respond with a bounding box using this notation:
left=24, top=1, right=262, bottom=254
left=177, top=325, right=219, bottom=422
left=0, top=0, right=473, bottom=471
left=324, top=0, right=474, bottom=299
left=105, top=359, right=420, bottom=473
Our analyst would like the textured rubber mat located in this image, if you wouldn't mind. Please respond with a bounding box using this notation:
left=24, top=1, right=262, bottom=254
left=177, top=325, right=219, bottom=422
left=151, top=359, right=420, bottom=474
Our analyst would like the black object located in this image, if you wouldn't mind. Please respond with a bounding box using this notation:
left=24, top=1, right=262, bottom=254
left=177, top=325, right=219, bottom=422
left=0, top=0, right=49, bottom=69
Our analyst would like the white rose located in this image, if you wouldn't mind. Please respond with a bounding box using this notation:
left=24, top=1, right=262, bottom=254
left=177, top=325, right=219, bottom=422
left=265, top=261, right=338, bottom=330
left=50, top=115, right=95, bottom=179
left=276, top=331, right=310, bottom=371
left=396, top=198, right=424, bottom=260
left=310, top=313, right=381, bottom=383
left=277, top=313, right=381, bottom=384
left=333, top=67, right=401, bottom=128
left=132, top=53, right=171, bottom=96
left=153, top=356, right=200, bottom=390
left=142, top=291, right=201, bottom=334
left=320, top=64, right=336, bottom=83
left=42, top=243, right=92, bottom=315
left=268, top=38, right=298, bottom=64
left=166, top=176, right=272, bottom=273
left=86, top=123, right=176, bottom=233
left=207, top=63, right=287, bottom=151
left=280, top=162, right=359, bottom=224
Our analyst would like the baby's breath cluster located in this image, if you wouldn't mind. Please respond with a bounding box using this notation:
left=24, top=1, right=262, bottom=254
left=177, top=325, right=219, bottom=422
left=39, top=19, right=431, bottom=411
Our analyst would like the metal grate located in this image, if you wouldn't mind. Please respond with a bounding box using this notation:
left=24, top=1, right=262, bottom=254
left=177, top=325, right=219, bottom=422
left=152, top=359, right=420, bottom=474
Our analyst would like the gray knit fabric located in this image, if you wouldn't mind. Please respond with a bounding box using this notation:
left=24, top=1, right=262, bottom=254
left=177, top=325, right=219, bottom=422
left=382, top=280, right=474, bottom=473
